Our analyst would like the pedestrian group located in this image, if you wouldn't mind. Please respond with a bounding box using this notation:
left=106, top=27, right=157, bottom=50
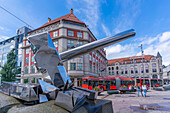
left=137, top=83, right=147, bottom=97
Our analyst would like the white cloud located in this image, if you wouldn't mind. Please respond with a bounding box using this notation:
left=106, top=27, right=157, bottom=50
left=101, top=24, right=111, bottom=36
left=0, top=36, right=9, bottom=41
left=113, top=0, right=141, bottom=33
left=159, top=31, right=170, bottom=42
left=106, top=31, right=170, bottom=66
left=66, top=0, right=100, bottom=35
left=0, top=26, right=4, bottom=30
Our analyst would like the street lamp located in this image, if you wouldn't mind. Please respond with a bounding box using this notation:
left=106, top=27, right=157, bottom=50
left=138, top=44, right=145, bottom=84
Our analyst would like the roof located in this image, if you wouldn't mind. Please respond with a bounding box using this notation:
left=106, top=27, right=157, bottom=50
left=108, top=55, right=154, bottom=65
left=28, top=9, right=85, bottom=34
left=156, top=52, right=162, bottom=58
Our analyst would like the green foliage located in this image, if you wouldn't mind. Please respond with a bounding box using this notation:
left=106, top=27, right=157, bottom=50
left=93, top=86, right=101, bottom=91
left=0, top=49, right=21, bottom=82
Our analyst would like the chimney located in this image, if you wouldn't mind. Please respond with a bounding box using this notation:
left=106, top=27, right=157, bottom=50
left=48, top=17, right=51, bottom=22
left=70, top=8, right=73, bottom=14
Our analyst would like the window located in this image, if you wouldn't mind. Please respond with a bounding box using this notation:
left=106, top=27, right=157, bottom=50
left=125, top=61, right=127, bottom=64
left=160, top=68, right=162, bottom=72
left=68, top=30, right=74, bottom=36
left=26, top=57, right=29, bottom=63
left=125, top=66, right=127, bottom=69
left=77, top=63, right=82, bottom=71
left=77, top=41, right=83, bottom=46
left=26, top=40, right=29, bottom=45
left=152, top=63, right=156, bottom=67
left=112, top=63, right=114, bottom=66
left=53, top=31, right=58, bottom=37
left=112, top=71, right=114, bottom=75
left=121, top=66, right=123, bottom=69
left=146, top=69, right=149, bottom=73
left=130, top=61, right=133, bottom=63
left=108, top=63, right=110, bottom=66
left=111, top=79, right=116, bottom=85
left=112, top=67, right=114, bottom=70
left=3, top=46, right=10, bottom=51
left=135, top=70, right=138, bottom=73
left=54, top=40, right=58, bottom=47
left=121, top=71, right=124, bottom=74
left=116, top=71, right=119, bottom=75
left=141, top=70, right=144, bottom=73
left=26, top=48, right=29, bottom=54
left=93, top=58, right=95, bottom=63
left=25, top=66, right=28, bottom=74
left=152, top=59, right=156, bottom=62
left=125, top=70, right=128, bottom=74
left=90, top=64, right=92, bottom=72
left=152, top=69, right=157, bottom=72
left=67, top=40, right=74, bottom=48
left=93, top=66, right=95, bottom=73
left=152, top=74, right=157, bottom=79
left=31, top=56, right=35, bottom=62
left=77, top=32, right=82, bottom=38
left=109, top=72, right=111, bottom=75
left=31, top=65, right=35, bottom=73
left=116, top=66, right=119, bottom=70
left=131, top=70, right=134, bottom=74
left=89, top=37, right=92, bottom=42
left=145, top=59, right=147, bottom=62
left=145, top=64, right=149, bottom=68
left=89, top=55, right=92, bottom=61
left=121, top=61, right=123, bottom=64
left=141, top=64, right=143, bottom=67
left=70, top=63, right=76, bottom=70
left=108, top=67, right=111, bottom=70
left=130, top=65, right=133, bottom=68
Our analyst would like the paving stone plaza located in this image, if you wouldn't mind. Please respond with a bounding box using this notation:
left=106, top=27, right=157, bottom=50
left=98, top=89, right=170, bottom=113
left=0, top=88, right=170, bottom=113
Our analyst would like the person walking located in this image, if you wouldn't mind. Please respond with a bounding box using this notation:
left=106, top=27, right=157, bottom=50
left=142, top=83, right=147, bottom=97
left=137, top=84, right=143, bottom=97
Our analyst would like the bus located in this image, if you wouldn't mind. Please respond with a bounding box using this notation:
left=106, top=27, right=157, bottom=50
left=137, top=78, right=163, bottom=87
left=82, top=77, right=134, bottom=91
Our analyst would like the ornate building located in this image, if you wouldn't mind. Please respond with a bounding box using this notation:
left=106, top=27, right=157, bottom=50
left=107, top=52, right=163, bottom=80
left=21, top=9, right=107, bottom=86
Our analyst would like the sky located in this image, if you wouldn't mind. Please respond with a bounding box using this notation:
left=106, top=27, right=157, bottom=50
left=0, top=0, right=170, bottom=65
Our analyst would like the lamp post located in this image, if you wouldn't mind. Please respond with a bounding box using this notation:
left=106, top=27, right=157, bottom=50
left=139, top=44, right=145, bottom=84
left=133, top=56, right=137, bottom=86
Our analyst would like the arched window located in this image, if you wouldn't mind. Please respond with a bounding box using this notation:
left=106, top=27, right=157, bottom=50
left=152, top=74, right=157, bottom=79
left=152, top=63, right=156, bottom=67
left=116, top=66, right=119, bottom=70
left=131, top=70, right=134, bottom=74
left=135, top=70, right=138, bottom=73
left=116, top=71, right=119, bottom=75
left=108, top=67, right=111, bottom=70
left=125, top=70, right=128, bottom=74
left=112, top=67, right=114, bottom=70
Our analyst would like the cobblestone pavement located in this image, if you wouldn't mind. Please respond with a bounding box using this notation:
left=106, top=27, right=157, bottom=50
left=1, top=90, right=170, bottom=113
left=0, top=93, right=68, bottom=113
left=97, top=90, right=170, bottom=113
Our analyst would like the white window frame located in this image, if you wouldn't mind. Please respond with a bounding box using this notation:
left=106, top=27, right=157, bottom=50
left=68, top=30, right=74, bottom=36
left=53, top=31, right=58, bottom=37
left=77, top=32, right=82, bottom=38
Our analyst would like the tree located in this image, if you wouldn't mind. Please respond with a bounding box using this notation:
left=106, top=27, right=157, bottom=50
left=0, top=49, right=20, bottom=82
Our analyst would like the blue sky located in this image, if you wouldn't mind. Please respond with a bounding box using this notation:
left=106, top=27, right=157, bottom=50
left=0, top=0, right=170, bottom=65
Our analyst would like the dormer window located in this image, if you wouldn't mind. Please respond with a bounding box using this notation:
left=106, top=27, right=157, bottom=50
left=121, top=61, right=123, bottom=64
